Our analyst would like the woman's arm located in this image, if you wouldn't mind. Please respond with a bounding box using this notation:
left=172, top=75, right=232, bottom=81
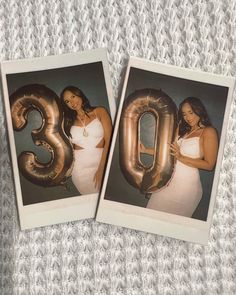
left=170, top=127, right=218, bottom=171
left=93, top=107, right=112, bottom=189
left=139, top=125, right=178, bottom=156
left=140, top=142, right=155, bottom=155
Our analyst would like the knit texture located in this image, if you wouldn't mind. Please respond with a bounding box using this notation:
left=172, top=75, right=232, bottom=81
left=0, top=0, right=236, bottom=294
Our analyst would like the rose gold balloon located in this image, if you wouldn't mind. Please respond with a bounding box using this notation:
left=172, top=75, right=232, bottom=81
left=10, top=84, right=74, bottom=186
left=119, top=88, right=177, bottom=195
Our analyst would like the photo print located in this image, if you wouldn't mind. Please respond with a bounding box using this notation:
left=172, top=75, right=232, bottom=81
left=96, top=57, right=235, bottom=244
left=1, top=49, right=116, bottom=229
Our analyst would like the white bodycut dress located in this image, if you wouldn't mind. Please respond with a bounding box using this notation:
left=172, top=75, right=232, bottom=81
left=147, top=136, right=203, bottom=217
left=70, top=118, right=104, bottom=194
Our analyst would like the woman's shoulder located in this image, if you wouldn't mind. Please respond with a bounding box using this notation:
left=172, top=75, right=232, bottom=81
left=94, top=106, right=108, bottom=112
left=202, top=126, right=218, bottom=137
left=94, top=106, right=109, bottom=116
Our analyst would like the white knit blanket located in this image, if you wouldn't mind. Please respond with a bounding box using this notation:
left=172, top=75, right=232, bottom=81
left=0, top=0, right=235, bottom=294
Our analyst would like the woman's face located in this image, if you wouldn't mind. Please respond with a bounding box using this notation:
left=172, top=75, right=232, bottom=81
left=181, top=102, right=200, bottom=128
left=63, top=90, right=83, bottom=111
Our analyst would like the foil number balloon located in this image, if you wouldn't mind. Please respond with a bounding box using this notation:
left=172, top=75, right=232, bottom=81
left=10, top=84, right=74, bottom=186
left=119, top=88, right=178, bottom=195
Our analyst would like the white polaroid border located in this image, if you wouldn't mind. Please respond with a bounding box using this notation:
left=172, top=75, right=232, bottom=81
left=96, top=57, right=235, bottom=245
left=1, top=48, right=116, bottom=230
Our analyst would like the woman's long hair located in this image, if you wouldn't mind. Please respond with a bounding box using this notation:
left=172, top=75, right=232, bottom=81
left=178, top=97, right=212, bottom=138
left=60, top=86, right=95, bottom=137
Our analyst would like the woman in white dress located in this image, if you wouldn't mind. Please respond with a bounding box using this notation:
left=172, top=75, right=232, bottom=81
left=60, top=86, right=112, bottom=194
left=141, top=97, right=218, bottom=217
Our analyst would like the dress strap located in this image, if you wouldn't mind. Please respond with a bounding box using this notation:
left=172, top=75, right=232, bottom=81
left=184, top=127, right=200, bottom=139
left=199, top=127, right=205, bottom=137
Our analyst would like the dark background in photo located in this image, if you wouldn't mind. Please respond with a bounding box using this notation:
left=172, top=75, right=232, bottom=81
left=105, top=67, right=228, bottom=221
left=7, top=62, right=110, bottom=205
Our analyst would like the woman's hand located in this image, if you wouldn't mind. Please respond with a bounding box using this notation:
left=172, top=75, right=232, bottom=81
left=93, top=166, right=104, bottom=190
left=170, top=142, right=181, bottom=160
left=173, top=127, right=218, bottom=170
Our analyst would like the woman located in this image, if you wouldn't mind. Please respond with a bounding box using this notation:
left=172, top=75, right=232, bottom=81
left=60, top=86, right=112, bottom=194
left=141, top=97, right=218, bottom=218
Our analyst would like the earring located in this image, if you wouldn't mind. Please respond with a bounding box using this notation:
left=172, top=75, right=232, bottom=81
left=199, top=121, right=204, bottom=128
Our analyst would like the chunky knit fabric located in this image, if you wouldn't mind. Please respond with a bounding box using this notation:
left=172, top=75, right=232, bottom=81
left=0, top=0, right=236, bottom=294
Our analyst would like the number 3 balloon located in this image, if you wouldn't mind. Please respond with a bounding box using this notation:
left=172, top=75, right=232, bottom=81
left=119, top=88, right=178, bottom=195
left=10, top=84, right=74, bottom=187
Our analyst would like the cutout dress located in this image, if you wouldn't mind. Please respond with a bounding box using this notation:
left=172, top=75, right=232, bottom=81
left=70, top=117, right=104, bottom=194
left=147, top=135, right=203, bottom=217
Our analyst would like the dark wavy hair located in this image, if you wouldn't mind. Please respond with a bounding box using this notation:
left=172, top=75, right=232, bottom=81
left=178, top=97, right=211, bottom=138
left=60, top=86, right=95, bottom=137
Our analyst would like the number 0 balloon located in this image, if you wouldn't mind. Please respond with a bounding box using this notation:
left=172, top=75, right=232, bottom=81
left=119, top=88, right=178, bottom=195
left=10, top=84, right=74, bottom=187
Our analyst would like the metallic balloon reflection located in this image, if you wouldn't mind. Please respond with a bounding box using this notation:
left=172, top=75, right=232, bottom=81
left=10, top=84, right=74, bottom=186
left=119, top=88, right=177, bottom=196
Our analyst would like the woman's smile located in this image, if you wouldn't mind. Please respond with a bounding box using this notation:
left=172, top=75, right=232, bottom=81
left=181, top=102, right=200, bottom=128
left=63, top=90, right=83, bottom=111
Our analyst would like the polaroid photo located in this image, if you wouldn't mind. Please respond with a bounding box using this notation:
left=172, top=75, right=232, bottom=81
left=1, top=48, right=116, bottom=230
left=96, top=57, right=235, bottom=245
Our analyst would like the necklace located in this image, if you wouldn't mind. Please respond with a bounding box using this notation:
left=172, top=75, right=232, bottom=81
left=77, top=114, right=89, bottom=137
left=185, top=127, right=201, bottom=139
